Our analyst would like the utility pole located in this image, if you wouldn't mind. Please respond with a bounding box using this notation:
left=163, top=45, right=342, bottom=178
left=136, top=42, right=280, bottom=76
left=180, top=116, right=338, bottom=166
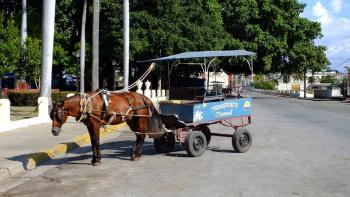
left=92, top=0, right=100, bottom=91
left=123, top=0, right=130, bottom=91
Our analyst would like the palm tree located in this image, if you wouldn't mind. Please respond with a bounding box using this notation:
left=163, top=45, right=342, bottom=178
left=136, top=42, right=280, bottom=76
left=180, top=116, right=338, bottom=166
left=21, top=0, right=27, bottom=46
left=92, top=0, right=100, bottom=91
left=80, top=0, right=87, bottom=93
left=40, top=0, right=56, bottom=99
left=123, top=0, right=130, bottom=91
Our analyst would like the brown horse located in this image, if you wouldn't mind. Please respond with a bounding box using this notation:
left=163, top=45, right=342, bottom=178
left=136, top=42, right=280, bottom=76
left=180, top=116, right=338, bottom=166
left=50, top=91, right=165, bottom=166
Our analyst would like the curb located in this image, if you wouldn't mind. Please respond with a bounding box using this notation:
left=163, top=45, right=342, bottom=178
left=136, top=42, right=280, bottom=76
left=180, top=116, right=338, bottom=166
left=0, top=123, right=127, bottom=182
left=0, top=117, right=51, bottom=133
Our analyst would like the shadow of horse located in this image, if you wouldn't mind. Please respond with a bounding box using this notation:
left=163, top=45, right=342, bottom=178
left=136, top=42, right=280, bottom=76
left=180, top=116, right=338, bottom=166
left=7, top=140, right=162, bottom=168
left=7, top=140, right=236, bottom=170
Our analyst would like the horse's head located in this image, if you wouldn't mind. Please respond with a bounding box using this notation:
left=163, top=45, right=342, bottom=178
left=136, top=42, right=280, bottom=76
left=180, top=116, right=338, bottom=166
left=50, top=101, right=69, bottom=136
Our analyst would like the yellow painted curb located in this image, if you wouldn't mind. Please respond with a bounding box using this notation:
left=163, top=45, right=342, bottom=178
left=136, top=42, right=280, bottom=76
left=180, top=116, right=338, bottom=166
left=25, top=123, right=127, bottom=170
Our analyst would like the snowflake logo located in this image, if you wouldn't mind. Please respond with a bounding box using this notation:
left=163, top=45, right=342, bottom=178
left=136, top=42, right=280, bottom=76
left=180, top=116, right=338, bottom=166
left=194, top=111, right=203, bottom=122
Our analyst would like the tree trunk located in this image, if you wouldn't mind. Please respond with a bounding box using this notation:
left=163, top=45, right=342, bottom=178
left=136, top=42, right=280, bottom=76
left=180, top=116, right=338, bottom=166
left=92, top=0, right=100, bottom=91
left=80, top=0, right=87, bottom=93
left=303, top=69, right=306, bottom=99
left=0, top=78, right=3, bottom=98
left=35, top=80, right=38, bottom=89
left=40, top=0, right=56, bottom=100
left=21, top=0, right=27, bottom=46
left=123, top=0, right=130, bottom=91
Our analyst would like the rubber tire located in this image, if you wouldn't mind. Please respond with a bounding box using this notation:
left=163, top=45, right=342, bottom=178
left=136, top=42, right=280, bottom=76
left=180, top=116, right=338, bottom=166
left=232, top=128, right=252, bottom=153
left=200, top=125, right=211, bottom=146
left=185, top=131, right=207, bottom=157
left=154, top=132, right=175, bottom=153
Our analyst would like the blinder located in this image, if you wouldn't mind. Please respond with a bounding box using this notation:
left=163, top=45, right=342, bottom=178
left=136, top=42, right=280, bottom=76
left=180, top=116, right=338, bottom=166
left=57, top=108, right=66, bottom=123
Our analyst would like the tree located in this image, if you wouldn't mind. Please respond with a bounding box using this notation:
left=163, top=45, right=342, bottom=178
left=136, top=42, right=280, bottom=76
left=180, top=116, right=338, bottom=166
left=16, top=37, right=41, bottom=88
left=0, top=14, right=21, bottom=97
left=220, top=0, right=328, bottom=77
left=288, top=42, right=329, bottom=98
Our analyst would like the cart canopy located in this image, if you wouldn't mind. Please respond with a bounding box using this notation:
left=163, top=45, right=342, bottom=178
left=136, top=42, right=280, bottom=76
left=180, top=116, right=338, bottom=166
left=139, top=50, right=255, bottom=63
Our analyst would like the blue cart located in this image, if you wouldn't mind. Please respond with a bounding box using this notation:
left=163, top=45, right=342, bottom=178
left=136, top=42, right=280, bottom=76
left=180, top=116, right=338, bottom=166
left=140, top=50, right=255, bottom=157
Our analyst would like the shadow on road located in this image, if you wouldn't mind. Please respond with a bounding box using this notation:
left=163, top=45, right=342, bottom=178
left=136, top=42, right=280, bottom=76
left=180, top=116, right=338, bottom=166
left=7, top=138, right=241, bottom=169
left=7, top=140, right=158, bottom=168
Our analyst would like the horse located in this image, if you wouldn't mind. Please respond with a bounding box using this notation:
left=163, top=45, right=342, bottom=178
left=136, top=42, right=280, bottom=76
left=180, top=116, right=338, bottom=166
left=50, top=91, right=166, bottom=166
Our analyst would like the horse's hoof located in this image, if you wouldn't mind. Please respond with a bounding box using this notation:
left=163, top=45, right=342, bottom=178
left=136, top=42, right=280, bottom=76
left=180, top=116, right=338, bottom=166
left=131, top=153, right=141, bottom=161
left=131, top=157, right=141, bottom=161
left=92, top=161, right=102, bottom=166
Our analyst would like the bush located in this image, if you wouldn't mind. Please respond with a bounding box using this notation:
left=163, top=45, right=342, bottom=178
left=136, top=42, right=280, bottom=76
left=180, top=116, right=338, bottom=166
left=253, top=81, right=276, bottom=90
left=7, top=92, right=39, bottom=106
left=7, top=91, right=76, bottom=106
left=320, top=75, right=337, bottom=84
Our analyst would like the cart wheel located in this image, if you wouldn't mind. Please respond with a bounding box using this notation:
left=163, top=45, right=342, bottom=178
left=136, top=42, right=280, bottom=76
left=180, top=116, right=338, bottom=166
left=200, top=125, right=211, bottom=145
left=185, top=131, right=207, bottom=157
left=232, top=128, right=252, bottom=153
left=154, top=132, right=175, bottom=153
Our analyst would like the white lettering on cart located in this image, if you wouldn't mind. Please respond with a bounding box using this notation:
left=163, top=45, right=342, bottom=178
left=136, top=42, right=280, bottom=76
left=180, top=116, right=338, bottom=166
left=211, top=102, right=238, bottom=112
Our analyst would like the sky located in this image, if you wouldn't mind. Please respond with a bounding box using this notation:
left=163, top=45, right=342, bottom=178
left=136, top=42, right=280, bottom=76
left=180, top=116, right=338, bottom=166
left=299, top=0, right=350, bottom=72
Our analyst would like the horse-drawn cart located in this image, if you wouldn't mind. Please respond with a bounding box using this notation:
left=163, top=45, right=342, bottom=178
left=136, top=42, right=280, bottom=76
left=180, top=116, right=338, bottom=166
left=141, top=50, right=255, bottom=157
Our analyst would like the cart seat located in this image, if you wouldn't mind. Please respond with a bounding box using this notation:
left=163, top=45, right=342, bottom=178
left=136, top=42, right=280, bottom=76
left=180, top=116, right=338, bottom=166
left=169, top=87, right=206, bottom=100
left=160, top=114, right=186, bottom=129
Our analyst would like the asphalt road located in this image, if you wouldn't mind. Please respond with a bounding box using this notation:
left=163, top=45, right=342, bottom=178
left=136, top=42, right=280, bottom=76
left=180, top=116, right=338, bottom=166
left=1, top=93, right=350, bottom=197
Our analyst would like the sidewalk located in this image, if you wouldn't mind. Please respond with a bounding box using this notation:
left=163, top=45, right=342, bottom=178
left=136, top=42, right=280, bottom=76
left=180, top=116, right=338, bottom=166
left=0, top=118, right=126, bottom=182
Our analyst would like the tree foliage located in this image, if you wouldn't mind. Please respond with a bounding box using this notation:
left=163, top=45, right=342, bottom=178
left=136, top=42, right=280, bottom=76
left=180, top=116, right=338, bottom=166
left=0, top=14, right=21, bottom=78
left=16, top=36, right=41, bottom=88
left=220, top=0, right=328, bottom=75
left=0, top=0, right=329, bottom=90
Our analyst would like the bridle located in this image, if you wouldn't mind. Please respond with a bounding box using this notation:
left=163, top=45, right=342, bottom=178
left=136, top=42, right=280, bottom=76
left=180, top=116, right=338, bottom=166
left=53, top=106, right=67, bottom=124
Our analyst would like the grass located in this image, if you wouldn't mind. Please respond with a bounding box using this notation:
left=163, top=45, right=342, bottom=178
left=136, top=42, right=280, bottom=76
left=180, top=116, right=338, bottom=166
left=10, top=106, right=38, bottom=121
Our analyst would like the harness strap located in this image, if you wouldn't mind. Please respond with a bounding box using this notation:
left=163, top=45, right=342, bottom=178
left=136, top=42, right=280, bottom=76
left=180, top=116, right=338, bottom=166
left=79, top=92, right=152, bottom=124
left=100, top=90, right=110, bottom=115
left=132, top=104, right=148, bottom=111
left=78, top=93, right=92, bottom=122
left=108, top=112, right=117, bottom=124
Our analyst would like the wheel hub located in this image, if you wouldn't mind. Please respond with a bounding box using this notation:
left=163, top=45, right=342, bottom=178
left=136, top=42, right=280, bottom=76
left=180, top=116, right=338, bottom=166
left=239, top=134, right=249, bottom=148
left=193, top=137, right=203, bottom=151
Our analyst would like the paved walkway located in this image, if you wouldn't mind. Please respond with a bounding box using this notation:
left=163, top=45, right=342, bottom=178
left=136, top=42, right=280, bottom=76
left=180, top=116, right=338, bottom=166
left=0, top=118, right=125, bottom=182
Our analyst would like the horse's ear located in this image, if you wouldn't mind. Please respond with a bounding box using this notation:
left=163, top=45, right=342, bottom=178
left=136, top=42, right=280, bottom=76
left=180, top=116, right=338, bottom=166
left=49, top=101, right=55, bottom=113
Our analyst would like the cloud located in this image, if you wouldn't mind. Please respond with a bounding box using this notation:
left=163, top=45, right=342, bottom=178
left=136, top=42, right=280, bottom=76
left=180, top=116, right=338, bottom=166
left=330, top=0, right=342, bottom=13
left=312, top=1, right=333, bottom=27
left=340, top=17, right=350, bottom=27
left=306, top=0, right=350, bottom=71
left=328, top=39, right=350, bottom=56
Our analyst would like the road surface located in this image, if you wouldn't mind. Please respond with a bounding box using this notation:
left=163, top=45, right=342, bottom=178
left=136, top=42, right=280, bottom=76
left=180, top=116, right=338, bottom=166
left=1, top=93, right=349, bottom=197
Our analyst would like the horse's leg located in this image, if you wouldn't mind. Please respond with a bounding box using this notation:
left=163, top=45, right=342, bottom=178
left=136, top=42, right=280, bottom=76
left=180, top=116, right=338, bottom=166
left=128, top=115, right=149, bottom=161
left=87, top=124, right=102, bottom=166
left=127, top=119, right=139, bottom=161
left=94, top=125, right=102, bottom=165
left=131, top=134, right=146, bottom=161
left=87, top=125, right=98, bottom=164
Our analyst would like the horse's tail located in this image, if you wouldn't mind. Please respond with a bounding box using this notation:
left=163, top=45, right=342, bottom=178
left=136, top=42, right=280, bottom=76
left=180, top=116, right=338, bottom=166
left=141, top=94, right=166, bottom=138
left=142, top=95, right=160, bottom=118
